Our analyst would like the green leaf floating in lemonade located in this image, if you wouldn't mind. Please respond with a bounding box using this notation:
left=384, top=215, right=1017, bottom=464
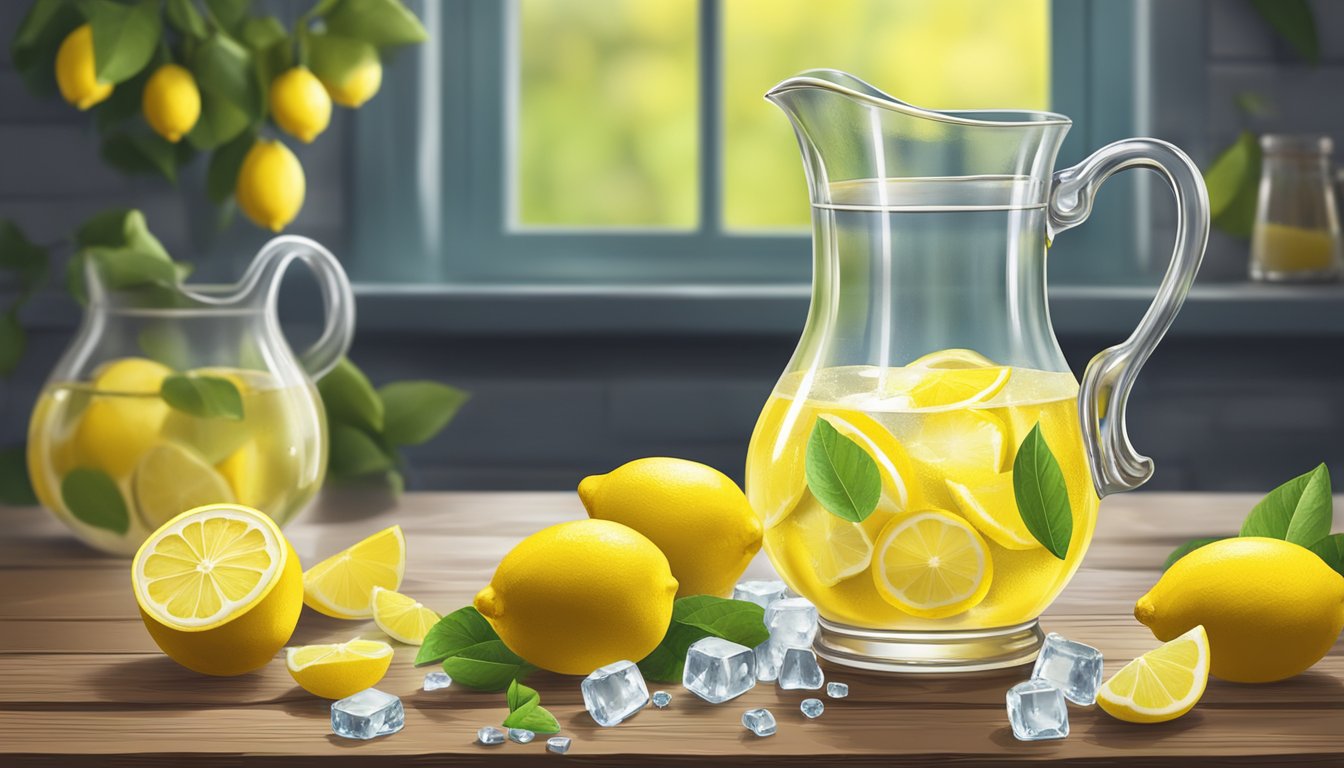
left=61, top=467, right=129, bottom=534
left=1012, top=423, right=1073, bottom=560
left=502, top=679, right=560, bottom=734
left=804, top=417, right=881, bottom=523
left=1240, top=463, right=1332, bottom=547
left=160, top=373, right=244, bottom=420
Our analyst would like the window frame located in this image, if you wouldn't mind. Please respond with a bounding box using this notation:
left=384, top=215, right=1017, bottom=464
left=349, top=0, right=1142, bottom=290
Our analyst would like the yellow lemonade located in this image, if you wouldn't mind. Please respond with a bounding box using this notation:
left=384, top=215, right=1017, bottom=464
left=28, top=363, right=325, bottom=555
left=746, top=353, right=1099, bottom=631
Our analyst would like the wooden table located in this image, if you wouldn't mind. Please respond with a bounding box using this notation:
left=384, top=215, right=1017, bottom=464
left=1, top=492, right=1340, bottom=766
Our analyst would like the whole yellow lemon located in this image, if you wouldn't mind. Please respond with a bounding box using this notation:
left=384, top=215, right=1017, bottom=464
left=322, top=57, right=382, bottom=108
left=579, top=457, right=763, bottom=598
left=72, top=357, right=173, bottom=478
left=56, top=24, right=112, bottom=110
left=235, top=139, right=305, bottom=232
left=269, top=66, right=332, bottom=143
left=142, top=63, right=201, bottom=142
left=1136, top=537, right=1344, bottom=683
left=474, top=519, right=677, bottom=675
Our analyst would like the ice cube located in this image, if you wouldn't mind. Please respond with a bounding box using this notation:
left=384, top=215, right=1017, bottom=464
left=765, top=597, right=818, bottom=650
left=581, top=660, right=649, bottom=726
left=742, top=707, right=777, bottom=737
left=778, top=646, right=825, bottom=690
left=683, top=636, right=756, bottom=703
left=754, top=638, right=782, bottom=682
left=477, top=726, right=505, bottom=745
left=733, top=579, right=791, bottom=608
left=651, top=690, right=671, bottom=708
left=422, top=671, right=452, bottom=691
left=547, top=736, right=572, bottom=754
left=330, top=688, right=404, bottom=740
left=508, top=728, right=535, bottom=744
left=1006, top=679, right=1069, bottom=741
left=826, top=681, right=849, bottom=699
left=800, top=698, right=825, bottom=718
left=1031, top=633, right=1104, bottom=706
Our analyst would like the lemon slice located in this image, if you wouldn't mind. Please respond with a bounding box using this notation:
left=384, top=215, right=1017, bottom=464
left=871, top=509, right=993, bottom=618
left=790, top=495, right=874, bottom=586
left=303, top=525, right=406, bottom=619
left=1098, top=626, right=1210, bottom=723
left=285, top=638, right=394, bottom=699
left=906, top=408, right=1011, bottom=473
left=907, top=366, right=1011, bottom=410
left=133, top=442, right=237, bottom=531
left=219, top=440, right=266, bottom=508
left=818, top=411, right=915, bottom=512
left=945, top=478, right=1040, bottom=550
left=910, top=348, right=997, bottom=369
left=371, top=586, right=441, bottom=645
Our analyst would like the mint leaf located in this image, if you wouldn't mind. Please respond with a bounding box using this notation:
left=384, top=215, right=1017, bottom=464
left=502, top=679, right=560, bottom=733
left=1012, top=424, right=1073, bottom=559
left=638, top=596, right=768, bottom=683
left=161, top=374, right=244, bottom=420
left=441, top=641, right=536, bottom=692
left=805, top=417, right=880, bottom=523
left=61, top=468, right=128, bottom=534
left=416, top=606, right=497, bottom=666
left=1162, top=537, right=1227, bottom=571
left=1308, top=534, right=1344, bottom=578
left=1240, top=463, right=1332, bottom=546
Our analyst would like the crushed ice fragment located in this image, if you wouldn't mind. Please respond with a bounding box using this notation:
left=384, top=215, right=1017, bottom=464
left=330, top=688, right=404, bottom=740
left=477, top=726, right=505, bottom=745
left=547, top=736, right=572, bottom=754
left=508, top=728, right=535, bottom=744
left=800, top=698, right=824, bottom=718
left=651, top=690, right=671, bottom=708
left=826, top=681, right=849, bottom=698
left=742, top=707, right=777, bottom=737
left=422, top=671, right=452, bottom=691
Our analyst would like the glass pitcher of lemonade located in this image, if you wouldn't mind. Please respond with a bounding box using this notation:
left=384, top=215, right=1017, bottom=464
left=28, top=235, right=354, bottom=555
left=746, top=71, right=1209, bottom=672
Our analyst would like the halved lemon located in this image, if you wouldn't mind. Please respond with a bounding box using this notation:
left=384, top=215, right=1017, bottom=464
left=302, top=525, right=406, bottom=619
left=371, top=586, right=441, bottom=645
left=818, top=411, right=916, bottom=512
left=133, top=442, right=236, bottom=530
left=871, top=508, right=993, bottom=618
left=945, top=478, right=1040, bottom=550
left=131, top=503, right=303, bottom=676
left=906, top=408, right=1011, bottom=473
left=1098, top=625, right=1210, bottom=724
left=286, top=638, right=394, bottom=699
left=910, top=348, right=997, bottom=369
left=790, top=494, right=874, bottom=586
left=907, top=366, right=1011, bottom=410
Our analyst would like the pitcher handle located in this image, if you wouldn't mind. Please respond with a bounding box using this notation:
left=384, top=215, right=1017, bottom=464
left=240, top=235, right=356, bottom=380
left=1048, top=139, right=1209, bottom=498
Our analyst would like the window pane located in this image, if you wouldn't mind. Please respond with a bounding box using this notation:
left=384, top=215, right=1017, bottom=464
left=515, top=0, right=699, bottom=229
left=722, top=0, right=1051, bottom=231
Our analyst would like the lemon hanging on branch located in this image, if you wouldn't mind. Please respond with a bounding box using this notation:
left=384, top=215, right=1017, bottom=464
left=142, top=64, right=200, bottom=143
left=236, top=139, right=305, bottom=232
left=269, top=67, right=331, bottom=143
left=55, top=24, right=111, bottom=110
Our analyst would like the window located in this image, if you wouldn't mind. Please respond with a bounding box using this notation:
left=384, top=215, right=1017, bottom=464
left=350, top=0, right=1136, bottom=291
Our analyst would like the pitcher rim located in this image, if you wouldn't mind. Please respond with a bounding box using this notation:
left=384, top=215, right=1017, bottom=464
left=765, top=70, right=1072, bottom=129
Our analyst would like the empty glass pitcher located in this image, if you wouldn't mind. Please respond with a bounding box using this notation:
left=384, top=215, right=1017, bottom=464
left=28, top=235, right=354, bottom=555
left=746, top=71, right=1208, bottom=672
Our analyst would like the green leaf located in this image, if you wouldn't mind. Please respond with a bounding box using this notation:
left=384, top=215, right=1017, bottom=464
left=308, top=32, right=377, bottom=86
left=101, top=132, right=181, bottom=183
left=0, top=446, right=38, bottom=506
left=502, top=680, right=560, bottom=734
left=61, top=467, right=128, bottom=534
left=416, top=606, right=498, bottom=666
left=322, top=0, right=428, bottom=47
left=165, top=0, right=208, bottom=39
left=11, top=0, right=83, bottom=95
left=186, top=33, right=261, bottom=151
left=93, top=67, right=150, bottom=131
left=1308, top=534, right=1344, bottom=578
left=441, top=641, right=537, bottom=692
left=378, top=381, right=468, bottom=447
left=82, top=246, right=180, bottom=291
left=79, top=0, right=162, bottom=84
left=1012, top=424, right=1074, bottom=559
left=0, top=311, right=26, bottom=377
left=638, top=596, right=769, bottom=683
left=1250, top=0, right=1319, bottom=65
left=1240, top=463, right=1333, bottom=546
left=203, top=0, right=252, bottom=34
left=804, top=417, right=881, bottom=523
left=160, top=374, right=245, bottom=420
left=205, top=129, right=256, bottom=204
left=1162, top=536, right=1227, bottom=571
left=239, top=16, right=291, bottom=91
left=328, top=423, right=394, bottom=477
left=0, top=219, right=51, bottom=298
left=76, top=209, right=172, bottom=261
left=318, top=358, right=385, bottom=433
left=1206, top=132, right=1261, bottom=239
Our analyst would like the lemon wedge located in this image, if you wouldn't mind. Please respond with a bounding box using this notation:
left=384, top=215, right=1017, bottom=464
left=789, top=494, right=874, bottom=586
left=1098, top=625, right=1210, bottom=723
left=945, top=478, right=1040, bottom=550
left=133, top=442, right=236, bottom=530
left=871, top=508, right=993, bottom=618
left=302, top=525, right=406, bottom=619
left=286, top=639, right=394, bottom=699
left=907, top=366, right=1011, bottom=410
left=371, top=586, right=441, bottom=645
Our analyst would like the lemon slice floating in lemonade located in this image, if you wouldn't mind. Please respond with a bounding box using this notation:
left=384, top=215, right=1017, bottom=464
left=789, top=494, right=875, bottom=586
left=906, top=408, right=1011, bottom=473
left=909, top=348, right=998, bottom=369
left=944, top=478, right=1039, bottom=550
left=302, top=525, right=406, bottom=619
left=371, top=586, right=441, bottom=645
left=133, top=442, right=236, bottom=530
left=871, top=508, right=993, bottom=618
left=1098, top=625, right=1210, bottom=723
left=286, top=638, right=394, bottom=699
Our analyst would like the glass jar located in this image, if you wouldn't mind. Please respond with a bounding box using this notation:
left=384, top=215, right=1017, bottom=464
left=1250, top=135, right=1342, bottom=282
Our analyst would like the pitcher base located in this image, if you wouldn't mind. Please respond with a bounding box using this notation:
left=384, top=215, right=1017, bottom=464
left=815, top=618, right=1044, bottom=674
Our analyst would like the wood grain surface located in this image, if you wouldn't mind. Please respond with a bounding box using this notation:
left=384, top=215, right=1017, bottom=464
left=1, top=491, right=1340, bottom=767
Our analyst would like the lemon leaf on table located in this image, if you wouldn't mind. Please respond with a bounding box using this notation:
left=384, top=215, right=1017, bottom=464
left=1308, top=534, right=1344, bottom=578
left=441, top=641, right=537, bottom=692
left=160, top=374, right=244, bottom=420
left=60, top=467, right=128, bottom=534
left=805, top=417, right=881, bottom=523
left=1241, top=463, right=1332, bottom=547
left=502, top=680, right=560, bottom=734
left=1012, top=424, right=1073, bottom=559
left=417, top=606, right=497, bottom=665
left=1162, top=537, right=1227, bottom=571
left=637, top=596, right=768, bottom=683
